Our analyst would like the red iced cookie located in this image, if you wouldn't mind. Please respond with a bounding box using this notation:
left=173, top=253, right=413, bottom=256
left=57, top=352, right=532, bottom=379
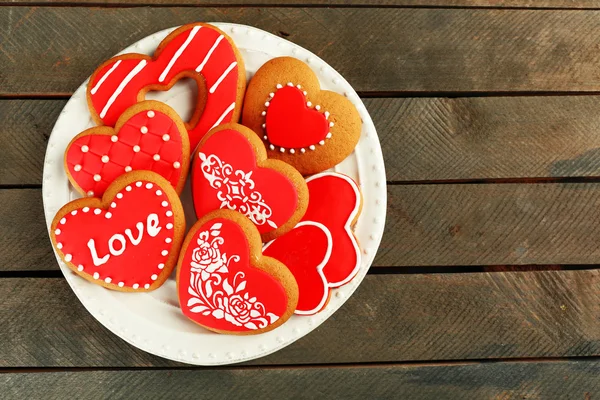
left=65, top=101, right=190, bottom=198
left=263, top=172, right=362, bottom=315
left=87, top=23, right=246, bottom=151
left=49, top=171, right=186, bottom=292
left=177, top=210, right=298, bottom=335
left=191, top=123, right=308, bottom=242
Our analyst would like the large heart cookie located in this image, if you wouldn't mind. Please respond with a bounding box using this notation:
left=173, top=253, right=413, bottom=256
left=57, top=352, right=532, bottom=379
left=65, top=101, right=189, bottom=197
left=50, top=171, right=185, bottom=291
left=191, top=123, right=308, bottom=242
left=242, top=57, right=361, bottom=175
left=87, top=23, right=245, bottom=151
left=263, top=172, right=362, bottom=315
left=177, top=210, right=298, bottom=335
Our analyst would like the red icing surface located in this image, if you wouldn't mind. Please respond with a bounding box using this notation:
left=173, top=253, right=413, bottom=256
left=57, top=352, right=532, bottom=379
left=66, top=108, right=185, bottom=197
left=52, top=180, right=176, bottom=288
left=89, top=24, right=240, bottom=150
left=178, top=217, right=288, bottom=332
left=191, top=129, right=299, bottom=235
left=263, top=223, right=330, bottom=314
left=265, top=86, right=329, bottom=148
left=303, top=173, right=361, bottom=286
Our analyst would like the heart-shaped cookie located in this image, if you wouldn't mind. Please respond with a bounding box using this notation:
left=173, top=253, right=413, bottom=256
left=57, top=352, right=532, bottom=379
left=262, top=172, right=362, bottom=315
left=65, top=101, right=189, bottom=198
left=191, top=123, right=308, bottom=242
left=263, top=221, right=332, bottom=315
left=242, top=57, right=361, bottom=175
left=177, top=210, right=298, bottom=334
left=50, top=171, right=186, bottom=291
left=87, top=23, right=245, bottom=151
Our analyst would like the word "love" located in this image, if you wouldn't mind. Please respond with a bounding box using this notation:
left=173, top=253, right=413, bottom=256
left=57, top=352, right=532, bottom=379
left=87, top=213, right=162, bottom=266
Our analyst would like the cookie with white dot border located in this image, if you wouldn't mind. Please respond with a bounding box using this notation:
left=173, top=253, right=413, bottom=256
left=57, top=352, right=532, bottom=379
left=64, top=100, right=190, bottom=198
left=49, top=171, right=185, bottom=292
left=242, top=57, right=361, bottom=175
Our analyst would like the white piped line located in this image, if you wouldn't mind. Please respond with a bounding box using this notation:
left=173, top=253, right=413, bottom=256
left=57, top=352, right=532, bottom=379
left=100, top=59, right=147, bottom=119
left=91, top=60, right=122, bottom=95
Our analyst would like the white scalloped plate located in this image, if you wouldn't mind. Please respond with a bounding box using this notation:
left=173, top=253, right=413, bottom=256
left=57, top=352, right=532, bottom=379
left=42, top=23, right=387, bottom=365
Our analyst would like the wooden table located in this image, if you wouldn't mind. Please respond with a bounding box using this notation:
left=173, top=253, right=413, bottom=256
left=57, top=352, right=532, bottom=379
left=3, top=1, right=600, bottom=398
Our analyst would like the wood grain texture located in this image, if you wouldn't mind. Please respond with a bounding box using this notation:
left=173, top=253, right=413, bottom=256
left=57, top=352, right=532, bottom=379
left=3, top=360, right=600, bottom=400
left=5, top=7, right=600, bottom=94
left=5, top=0, right=600, bottom=7
left=8, top=96, right=600, bottom=186
left=11, top=182, right=600, bottom=271
left=3, top=273, right=600, bottom=367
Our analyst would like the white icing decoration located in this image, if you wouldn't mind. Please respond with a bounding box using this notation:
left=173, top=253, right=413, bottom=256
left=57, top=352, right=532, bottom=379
left=81, top=145, right=89, bottom=153
left=141, top=126, right=148, bottom=134
left=102, top=155, right=109, bottom=163
left=125, top=166, right=132, bottom=172
left=153, top=154, right=160, bottom=161
left=133, top=145, right=140, bottom=153
left=111, top=202, right=117, bottom=208
left=146, top=183, right=153, bottom=189
left=116, top=193, right=123, bottom=199
left=91, top=60, right=122, bottom=95
left=166, top=223, right=173, bottom=230
left=88, top=239, right=109, bottom=266
left=166, top=210, right=173, bottom=217
left=161, top=201, right=168, bottom=207
left=156, top=190, right=162, bottom=196
left=99, top=59, right=147, bottom=119
left=209, top=62, right=237, bottom=94
left=159, top=25, right=201, bottom=82
left=309, top=145, right=316, bottom=151
left=94, top=208, right=101, bottom=215
left=210, top=102, right=236, bottom=130
left=173, top=161, right=181, bottom=169
left=161, top=250, right=168, bottom=256
left=55, top=228, right=61, bottom=235
left=136, top=181, right=142, bottom=187
left=162, top=134, right=170, bottom=141
left=144, top=284, right=150, bottom=289
left=118, top=282, right=124, bottom=287
left=78, top=265, right=84, bottom=272
left=109, top=234, right=126, bottom=256
left=133, top=283, right=139, bottom=289
left=83, top=207, right=90, bottom=213
left=290, top=149, right=295, bottom=154
left=186, top=224, right=280, bottom=329
left=88, top=191, right=94, bottom=197
left=57, top=243, right=63, bottom=249
left=74, top=165, right=82, bottom=172
left=93, top=272, right=100, bottom=279
left=111, top=135, right=118, bottom=142
left=147, top=111, right=155, bottom=118
left=94, top=174, right=101, bottom=182
left=198, top=152, right=278, bottom=229
left=71, top=210, right=77, bottom=216
left=105, top=277, right=112, bottom=283
left=124, top=222, right=144, bottom=245
left=196, top=35, right=224, bottom=72
left=151, top=274, right=158, bottom=280
left=60, top=218, right=66, bottom=225
left=105, top=212, right=112, bottom=219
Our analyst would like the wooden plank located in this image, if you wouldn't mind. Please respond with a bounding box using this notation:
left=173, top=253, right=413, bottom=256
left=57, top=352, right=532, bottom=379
left=10, top=182, right=600, bottom=271
left=5, top=0, right=600, bottom=8
left=8, top=95, right=600, bottom=186
left=3, top=272, right=600, bottom=367
left=2, top=360, right=600, bottom=400
left=5, top=8, right=600, bottom=94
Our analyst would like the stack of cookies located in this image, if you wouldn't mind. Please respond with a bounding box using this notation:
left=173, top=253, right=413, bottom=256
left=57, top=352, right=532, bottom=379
left=49, top=23, right=363, bottom=335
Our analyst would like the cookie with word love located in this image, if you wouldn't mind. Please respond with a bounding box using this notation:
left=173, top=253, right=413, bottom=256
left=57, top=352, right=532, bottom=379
left=263, top=172, right=362, bottom=315
left=191, top=123, right=308, bottom=242
left=242, top=57, right=361, bottom=175
left=50, top=171, right=185, bottom=292
left=65, top=101, right=190, bottom=198
left=87, top=22, right=245, bottom=151
left=177, top=210, right=299, bottom=335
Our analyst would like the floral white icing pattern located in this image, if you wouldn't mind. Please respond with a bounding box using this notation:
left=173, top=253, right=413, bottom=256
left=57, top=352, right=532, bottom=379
left=186, top=222, right=280, bottom=330
left=198, top=152, right=278, bottom=229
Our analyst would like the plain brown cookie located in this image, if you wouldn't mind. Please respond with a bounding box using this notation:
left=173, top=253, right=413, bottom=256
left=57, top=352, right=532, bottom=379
left=49, top=171, right=186, bottom=292
left=242, top=57, right=362, bottom=175
left=176, top=209, right=299, bottom=335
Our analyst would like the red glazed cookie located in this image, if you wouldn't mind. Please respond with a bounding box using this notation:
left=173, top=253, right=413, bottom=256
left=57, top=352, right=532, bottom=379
left=49, top=171, right=186, bottom=292
left=177, top=210, right=299, bottom=335
left=65, top=101, right=190, bottom=197
left=263, top=172, right=362, bottom=315
left=87, top=23, right=245, bottom=151
left=242, top=57, right=361, bottom=175
left=191, top=123, right=308, bottom=242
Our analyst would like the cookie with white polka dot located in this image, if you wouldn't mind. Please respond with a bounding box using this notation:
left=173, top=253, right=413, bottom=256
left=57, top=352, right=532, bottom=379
left=64, top=100, right=190, bottom=198
left=242, top=57, right=361, bottom=175
left=50, top=171, right=186, bottom=292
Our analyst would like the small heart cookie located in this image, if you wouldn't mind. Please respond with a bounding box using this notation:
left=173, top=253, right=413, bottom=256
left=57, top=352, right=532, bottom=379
left=263, top=172, right=362, bottom=315
left=191, top=123, right=308, bottom=242
left=177, top=210, right=299, bottom=335
left=65, top=101, right=190, bottom=198
left=50, top=171, right=186, bottom=291
left=87, top=23, right=246, bottom=151
left=242, top=57, right=361, bottom=175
